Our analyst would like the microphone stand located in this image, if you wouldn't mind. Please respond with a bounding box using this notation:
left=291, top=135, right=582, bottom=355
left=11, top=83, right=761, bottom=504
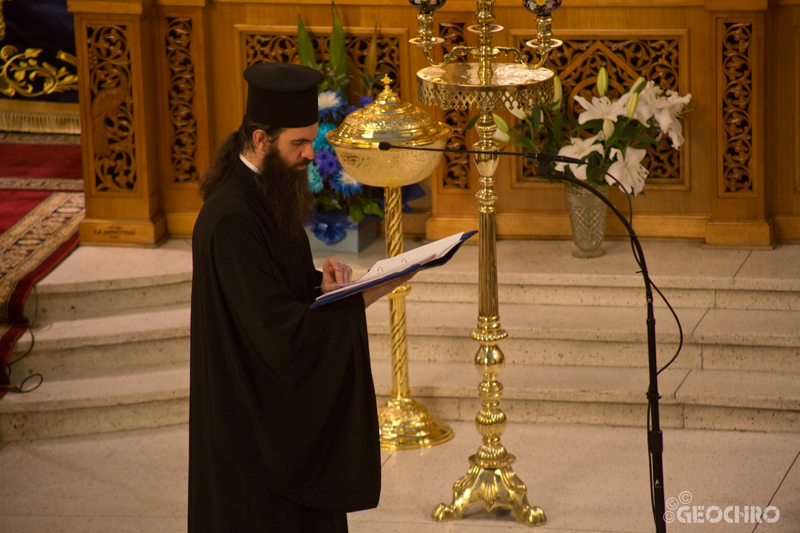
left=379, top=142, right=668, bottom=533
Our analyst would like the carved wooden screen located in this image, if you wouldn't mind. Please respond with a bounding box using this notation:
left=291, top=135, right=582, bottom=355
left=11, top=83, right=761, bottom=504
left=796, top=25, right=800, bottom=193
left=509, top=30, right=689, bottom=189
left=86, top=24, right=137, bottom=195
left=438, top=20, right=472, bottom=191
left=164, top=16, right=199, bottom=185
left=720, top=22, right=754, bottom=196
left=240, top=27, right=403, bottom=101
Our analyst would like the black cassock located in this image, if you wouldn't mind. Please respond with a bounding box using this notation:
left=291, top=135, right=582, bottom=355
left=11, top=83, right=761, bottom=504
left=189, top=159, right=380, bottom=532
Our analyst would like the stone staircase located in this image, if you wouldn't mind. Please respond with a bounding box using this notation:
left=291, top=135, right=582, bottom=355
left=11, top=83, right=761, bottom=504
left=2, top=238, right=799, bottom=440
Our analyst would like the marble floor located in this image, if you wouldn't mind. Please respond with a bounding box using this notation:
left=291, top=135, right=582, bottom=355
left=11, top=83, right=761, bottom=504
left=0, top=421, right=797, bottom=533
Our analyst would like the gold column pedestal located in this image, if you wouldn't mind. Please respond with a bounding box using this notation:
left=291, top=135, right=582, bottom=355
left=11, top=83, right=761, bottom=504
left=430, top=112, right=545, bottom=526
left=377, top=186, right=453, bottom=451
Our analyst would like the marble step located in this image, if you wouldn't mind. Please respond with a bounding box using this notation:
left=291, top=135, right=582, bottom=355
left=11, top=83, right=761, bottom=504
left=0, top=364, right=189, bottom=441
left=25, top=240, right=800, bottom=322
left=2, top=360, right=798, bottom=441
left=23, top=241, right=193, bottom=322
left=10, top=300, right=800, bottom=384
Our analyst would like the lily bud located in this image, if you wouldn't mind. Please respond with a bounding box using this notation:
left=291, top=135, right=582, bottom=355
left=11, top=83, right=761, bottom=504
left=597, top=67, right=609, bottom=97
left=508, top=104, right=526, bottom=120
left=626, top=92, right=639, bottom=119
left=602, top=119, right=615, bottom=140
left=631, top=76, right=646, bottom=94
left=552, top=75, right=562, bottom=106
left=492, top=112, right=509, bottom=133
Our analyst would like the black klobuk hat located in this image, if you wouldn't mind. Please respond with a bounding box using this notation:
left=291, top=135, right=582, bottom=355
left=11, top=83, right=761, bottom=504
left=243, top=63, right=324, bottom=129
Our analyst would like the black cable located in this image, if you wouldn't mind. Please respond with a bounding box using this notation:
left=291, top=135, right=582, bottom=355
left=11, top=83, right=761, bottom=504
left=5, top=285, right=44, bottom=393
left=382, top=141, right=681, bottom=532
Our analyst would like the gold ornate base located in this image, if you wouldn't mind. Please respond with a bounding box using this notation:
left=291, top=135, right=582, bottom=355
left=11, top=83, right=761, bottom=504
left=431, top=455, right=547, bottom=526
left=378, top=397, right=453, bottom=451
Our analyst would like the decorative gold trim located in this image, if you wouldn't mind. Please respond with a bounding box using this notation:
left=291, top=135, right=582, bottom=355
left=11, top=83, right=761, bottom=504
left=0, top=100, right=80, bottom=134
left=0, top=46, right=78, bottom=98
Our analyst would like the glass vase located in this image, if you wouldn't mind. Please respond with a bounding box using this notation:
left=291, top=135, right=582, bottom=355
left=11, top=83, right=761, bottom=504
left=564, top=182, right=609, bottom=258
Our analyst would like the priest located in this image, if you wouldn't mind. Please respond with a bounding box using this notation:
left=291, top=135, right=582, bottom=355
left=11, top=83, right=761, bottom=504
left=189, top=62, right=408, bottom=532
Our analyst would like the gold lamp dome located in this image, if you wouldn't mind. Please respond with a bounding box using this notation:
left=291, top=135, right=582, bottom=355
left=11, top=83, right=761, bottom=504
left=326, top=76, right=452, bottom=188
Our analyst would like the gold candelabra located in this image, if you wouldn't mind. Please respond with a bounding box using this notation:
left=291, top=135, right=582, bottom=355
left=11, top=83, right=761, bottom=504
left=409, top=0, right=561, bottom=526
left=328, top=78, right=454, bottom=450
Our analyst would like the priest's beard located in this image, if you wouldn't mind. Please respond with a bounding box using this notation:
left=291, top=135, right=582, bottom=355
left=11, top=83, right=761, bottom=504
left=253, top=145, right=314, bottom=235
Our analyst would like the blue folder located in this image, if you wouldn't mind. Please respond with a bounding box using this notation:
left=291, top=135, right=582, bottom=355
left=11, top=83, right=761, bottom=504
left=310, top=230, right=477, bottom=308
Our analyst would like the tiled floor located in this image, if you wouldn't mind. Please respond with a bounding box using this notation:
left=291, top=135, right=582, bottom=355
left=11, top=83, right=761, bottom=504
left=0, top=422, right=797, bottom=532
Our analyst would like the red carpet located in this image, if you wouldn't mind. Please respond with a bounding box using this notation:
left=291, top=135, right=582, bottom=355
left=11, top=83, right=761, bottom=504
left=0, top=142, right=84, bottom=397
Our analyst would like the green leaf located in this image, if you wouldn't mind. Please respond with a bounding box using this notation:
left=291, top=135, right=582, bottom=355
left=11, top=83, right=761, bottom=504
left=317, top=196, right=341, bottom=211
left=362, top=199, right=385, bottom=218
left=492, top=112, right=509, bottom=133
left=296, top=16, right=317, bottom=70
left=465, top=114, right=480, bottom=130
left=510, top=130, right=537, bottom=151
left=364, top=24, right=379, bottom=79
left=329, top=2, right=350, bottom=98
left=349, top=203, right=365, bottom=224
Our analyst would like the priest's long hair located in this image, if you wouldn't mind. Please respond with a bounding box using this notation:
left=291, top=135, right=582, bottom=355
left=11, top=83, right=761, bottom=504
left=200, top=117, right=283, bottom=201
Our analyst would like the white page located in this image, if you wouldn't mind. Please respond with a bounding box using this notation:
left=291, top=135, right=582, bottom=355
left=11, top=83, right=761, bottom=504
left=314, top=232, right=466, bottom=301
left=357, top=232, right=464, bottom=283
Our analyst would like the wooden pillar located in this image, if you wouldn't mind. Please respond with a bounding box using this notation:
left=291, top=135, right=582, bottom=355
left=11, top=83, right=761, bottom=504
left=69, top=0, right=166, bottom=246
left=154, top=1, right=211, bottom=237
left=705, top=0, right=774, bottom=247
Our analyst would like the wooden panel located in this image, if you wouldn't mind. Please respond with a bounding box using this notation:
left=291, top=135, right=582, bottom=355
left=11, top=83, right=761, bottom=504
left=72, top=8, right=165, bottom=246
left=68, top=1, right=800, bottom=245
left=156, top=6, right=210, bottom=235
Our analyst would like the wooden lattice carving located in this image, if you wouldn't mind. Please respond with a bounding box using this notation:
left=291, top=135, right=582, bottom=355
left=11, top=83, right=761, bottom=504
left=87, top=25, right=137, bottom=194
left=439, top=22, right=470, bottom=190
left=165, top=17, right=199, bottom=184
left=516, top=37, right=683, bottom=183
left=721, top=22, right=753, bottom=194
left=244, top=31, right=401, bottom=100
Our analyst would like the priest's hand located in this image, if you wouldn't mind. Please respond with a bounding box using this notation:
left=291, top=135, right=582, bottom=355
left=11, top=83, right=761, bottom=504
left=361, top=273, right=415, bottom=309
left=321, top=257, right=353, bottom=294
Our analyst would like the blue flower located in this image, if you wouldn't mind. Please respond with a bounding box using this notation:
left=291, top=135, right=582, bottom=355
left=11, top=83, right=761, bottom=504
left=310, top=210, right=355, bottom=245
left=334, top=169, right=362, bottom=197
left=318, top=90, right=346, bottom=121
left=315, top=148, right=341, bottom=176
left=344, top=105, right=360, bottom=115
left=359, top=95, right=374, bottom=107
left=314, top=123, right=336, bottom=153
left=307, top=162, right=324, bottom=193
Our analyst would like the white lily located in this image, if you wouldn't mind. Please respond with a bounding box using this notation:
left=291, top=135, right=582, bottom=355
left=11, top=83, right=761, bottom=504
left=574, top=93, right=631, bottom=125
left=606, top=146, right=648, bottom=195
left=653, top=90, right=692, bottom=147
left=555, top=134, right=603, bottom=181
left=631, top=80, right=664, bottom=125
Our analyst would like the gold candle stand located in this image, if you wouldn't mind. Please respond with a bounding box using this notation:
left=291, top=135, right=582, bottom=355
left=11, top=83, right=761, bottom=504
left=377, top=186, right=453, bottom=450
left=326, top=79, right=455, bottom=451
left=410, top=0, right=560, bottom=526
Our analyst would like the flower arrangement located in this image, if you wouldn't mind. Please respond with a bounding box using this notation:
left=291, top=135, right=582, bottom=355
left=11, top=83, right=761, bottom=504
left=296, top=5, right=387, bottom=245
left=493, top=66, right=692, bottom=196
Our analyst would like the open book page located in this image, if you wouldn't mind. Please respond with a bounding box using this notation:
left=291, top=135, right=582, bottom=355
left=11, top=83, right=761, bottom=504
left=357, top=232, right=464, bottom=284
left=313, top=232, right=467, bottom=302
